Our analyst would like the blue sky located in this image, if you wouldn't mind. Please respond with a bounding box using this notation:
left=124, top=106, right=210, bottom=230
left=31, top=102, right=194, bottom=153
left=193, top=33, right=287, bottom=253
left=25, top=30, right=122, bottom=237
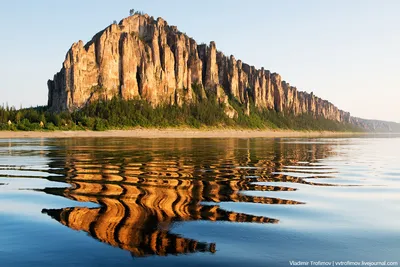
left=0, top=0, right=399, bottom=122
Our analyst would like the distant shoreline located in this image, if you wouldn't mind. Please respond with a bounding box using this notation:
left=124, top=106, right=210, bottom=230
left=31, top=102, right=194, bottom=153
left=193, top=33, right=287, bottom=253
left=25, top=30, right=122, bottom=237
left=0, top=129, right=367, bottom=139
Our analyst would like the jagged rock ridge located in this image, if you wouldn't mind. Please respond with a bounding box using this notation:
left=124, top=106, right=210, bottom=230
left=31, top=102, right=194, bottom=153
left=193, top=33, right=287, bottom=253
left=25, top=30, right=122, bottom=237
left=48, top=13, right=350, bottom=122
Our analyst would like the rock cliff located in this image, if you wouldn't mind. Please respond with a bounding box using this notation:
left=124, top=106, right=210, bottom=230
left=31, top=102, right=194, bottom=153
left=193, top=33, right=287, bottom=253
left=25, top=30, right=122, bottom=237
left=48, top=14, right=350, bottom=122
left=350, top=117, right=400, bottom=132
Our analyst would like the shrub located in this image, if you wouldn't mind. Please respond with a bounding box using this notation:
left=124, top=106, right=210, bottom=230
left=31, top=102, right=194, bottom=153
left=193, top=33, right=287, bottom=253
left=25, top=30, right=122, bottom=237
left=93, top=118, right=108, bottom=131
left=45, top=122, right=56, bottom=131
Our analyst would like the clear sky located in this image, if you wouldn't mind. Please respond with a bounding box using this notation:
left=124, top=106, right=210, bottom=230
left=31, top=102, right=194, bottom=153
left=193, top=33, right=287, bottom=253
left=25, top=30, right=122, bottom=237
left=0, top=0, right=399, bottom=122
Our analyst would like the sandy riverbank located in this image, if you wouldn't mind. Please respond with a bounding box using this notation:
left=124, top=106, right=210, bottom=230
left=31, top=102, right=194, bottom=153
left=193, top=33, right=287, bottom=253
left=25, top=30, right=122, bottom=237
left=0, top=129, right=365, bottom=139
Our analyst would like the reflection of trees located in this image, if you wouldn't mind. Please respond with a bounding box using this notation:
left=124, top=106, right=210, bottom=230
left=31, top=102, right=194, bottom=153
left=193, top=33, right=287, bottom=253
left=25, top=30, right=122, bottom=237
left=42, top=138, right=335, bottom=257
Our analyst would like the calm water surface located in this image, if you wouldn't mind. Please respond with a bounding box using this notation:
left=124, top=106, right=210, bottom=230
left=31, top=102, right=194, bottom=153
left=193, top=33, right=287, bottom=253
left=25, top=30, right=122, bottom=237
left=0, top=136, right=399, bottom=266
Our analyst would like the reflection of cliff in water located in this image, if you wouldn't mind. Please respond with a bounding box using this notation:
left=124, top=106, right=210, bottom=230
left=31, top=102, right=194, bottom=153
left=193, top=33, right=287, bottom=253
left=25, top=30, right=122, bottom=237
left=42, top=138, right=335, bottom=257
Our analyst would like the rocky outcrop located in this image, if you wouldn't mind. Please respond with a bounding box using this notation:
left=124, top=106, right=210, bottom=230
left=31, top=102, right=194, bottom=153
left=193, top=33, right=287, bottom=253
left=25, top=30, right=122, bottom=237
left=350, top=117, right=400, bottom=132
left=48, top=13, right=350, bottom=122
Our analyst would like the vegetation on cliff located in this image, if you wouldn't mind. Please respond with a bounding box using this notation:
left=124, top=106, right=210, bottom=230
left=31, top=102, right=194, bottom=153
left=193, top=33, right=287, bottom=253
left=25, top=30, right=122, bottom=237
left=0, top=87, right=362, bottom=132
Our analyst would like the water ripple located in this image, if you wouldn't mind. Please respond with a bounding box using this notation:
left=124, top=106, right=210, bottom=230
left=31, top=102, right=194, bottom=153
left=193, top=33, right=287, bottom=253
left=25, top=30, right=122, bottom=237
left=1, top=137, right=399, bottom=262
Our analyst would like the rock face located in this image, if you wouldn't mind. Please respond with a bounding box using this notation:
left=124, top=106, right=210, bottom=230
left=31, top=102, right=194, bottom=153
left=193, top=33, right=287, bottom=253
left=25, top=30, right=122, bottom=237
left=48, top=14, right=350, bottom=122
left=350, top=117, right=400, bottom=132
